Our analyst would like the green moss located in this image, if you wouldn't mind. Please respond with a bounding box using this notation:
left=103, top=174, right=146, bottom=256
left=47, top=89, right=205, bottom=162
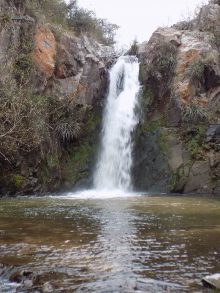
left=141, top=87, right=154, bottom=113
left=170, top=165, right=184, bottom=191
left=11, top=175, right=24, bottom=188
left=64, top=142, right=90, bottom=183
left=86, top=112, right=98, bottom=130
left=47, top=153, right=60, bottom=168
left=139, top=62, right=145, bottom=82
left=141, top=112, right=165, bottom=133
left=38, top=166, right=51, bottom=186
left=156, top=129, right=168, bottom=153
left=186, top=138, right=200, bottom=159
left=14, top=53, right=34, bottom=82
left=184, top=125, right=207, bottom=159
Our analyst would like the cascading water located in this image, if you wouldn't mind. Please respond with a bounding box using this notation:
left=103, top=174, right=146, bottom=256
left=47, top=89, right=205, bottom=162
left=93, top=56, right=140, bottom=191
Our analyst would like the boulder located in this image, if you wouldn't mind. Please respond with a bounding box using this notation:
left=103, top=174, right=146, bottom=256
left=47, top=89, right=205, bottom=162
left=206, top=124, right=220, bottom=141
left=184, top=161, right=212, bottom=193
left=202, top=273, right=220, bottom=290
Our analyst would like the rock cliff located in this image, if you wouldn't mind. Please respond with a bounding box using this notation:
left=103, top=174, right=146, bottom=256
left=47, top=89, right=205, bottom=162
left=0, top=0, right=114, bottom=195
left=134, top=0, right=220, bottom=194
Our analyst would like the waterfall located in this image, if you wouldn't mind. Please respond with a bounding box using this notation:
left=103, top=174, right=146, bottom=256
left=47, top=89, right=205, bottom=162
left=93, top=56, right=140, bottom=191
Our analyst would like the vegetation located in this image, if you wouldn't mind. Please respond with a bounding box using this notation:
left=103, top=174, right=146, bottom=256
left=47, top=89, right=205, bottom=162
left=149, top=41, right=177, bottom=76
left=186, top=59, right=205, bottom=83
left=11, top=174, right=24, bottom=188
left=184, top=125, right=207, bottom=159
left=25, top=0, right=119, bottom=45
left=181, top=102, right=208, bottom=122
left=0, top=12, right=10, bottom=26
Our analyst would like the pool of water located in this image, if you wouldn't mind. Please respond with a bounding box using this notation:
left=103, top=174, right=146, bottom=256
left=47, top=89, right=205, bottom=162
left=0, top=193, right=220, bottom=292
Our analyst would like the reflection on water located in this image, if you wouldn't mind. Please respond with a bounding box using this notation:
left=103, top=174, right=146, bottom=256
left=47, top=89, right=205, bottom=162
left=0, top=194, right=220, bottom=292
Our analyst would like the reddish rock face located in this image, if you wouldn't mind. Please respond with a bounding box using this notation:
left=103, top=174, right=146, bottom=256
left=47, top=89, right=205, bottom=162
left=33, top=25, right=56, bottom=78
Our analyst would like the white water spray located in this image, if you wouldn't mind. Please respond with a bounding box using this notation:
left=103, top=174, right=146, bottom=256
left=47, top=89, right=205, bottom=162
left=94, top=56, right=140, bottom=191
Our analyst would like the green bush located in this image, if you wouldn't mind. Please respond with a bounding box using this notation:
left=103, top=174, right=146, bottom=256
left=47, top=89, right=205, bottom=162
left=67, top=6, right=119, bottom=45
left=55, top=121, right=81, bottom=143
left=186, top=59, right=205, bottom=82
left=0, top=12, right=10, bottom=26
left=182, top=102, right=208, bottom=122
left=25, top=0, right=119, bottom=45
left=11, top=175, right=24, bottom=188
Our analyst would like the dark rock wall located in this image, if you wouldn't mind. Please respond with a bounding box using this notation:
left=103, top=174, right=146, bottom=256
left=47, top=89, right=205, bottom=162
left=133, top=1, right=220, bottom=194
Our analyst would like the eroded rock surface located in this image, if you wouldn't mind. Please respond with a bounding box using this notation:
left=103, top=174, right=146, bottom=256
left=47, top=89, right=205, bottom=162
left=134, top=0, right=220, bottom=194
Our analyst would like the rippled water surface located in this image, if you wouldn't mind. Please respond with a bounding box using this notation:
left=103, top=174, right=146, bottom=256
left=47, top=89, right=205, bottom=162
left=0, top=194, right=220, bottom=292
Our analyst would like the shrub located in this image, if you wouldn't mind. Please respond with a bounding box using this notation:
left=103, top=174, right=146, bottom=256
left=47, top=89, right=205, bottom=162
left=0, top=12, right=10, bottom=26
left=11, top=175, right=24, bottom=188
left=67, top=6, right=119, bottom=45
left=186, top=59, right=205, bottom=82
left=25, top=0, right=119, bottom=46
left=55, top=121, right=81, bottom=143
left=182, top=102, right=208, bottom=122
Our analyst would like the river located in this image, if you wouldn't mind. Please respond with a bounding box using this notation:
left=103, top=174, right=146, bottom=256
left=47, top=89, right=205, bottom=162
left=0, top=193, right=220, bottom=292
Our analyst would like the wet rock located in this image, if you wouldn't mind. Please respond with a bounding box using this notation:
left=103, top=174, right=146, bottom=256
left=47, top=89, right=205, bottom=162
left=206, top=124, right=220, bottom=142
left=202, top=273, right=220, bottom=290
left=167, top=135, right=183, bottom=170
left=184, top=161, right=212, bottom=193
left=42, top=282, right=54, bottom=293
left=23, top=279, right=34, bottom=288
left=9, top=270, right=34, bottom=284
left=132, top=129, right=171, bottom=193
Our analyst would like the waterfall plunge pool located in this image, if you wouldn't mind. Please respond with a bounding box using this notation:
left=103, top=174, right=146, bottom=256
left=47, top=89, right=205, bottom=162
left=0, top=193, right=220, bottom=292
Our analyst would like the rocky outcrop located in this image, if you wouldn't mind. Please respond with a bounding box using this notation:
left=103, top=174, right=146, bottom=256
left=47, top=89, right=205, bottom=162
left=33, top=25, right=56, bottom=78
left=134, top=0, right=220, bottom=194
left=0, top=1, right=114, bottom=195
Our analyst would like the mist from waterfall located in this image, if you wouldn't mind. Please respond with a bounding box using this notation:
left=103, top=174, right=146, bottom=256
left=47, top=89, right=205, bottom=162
left=93, top=56, right=140, bottom=191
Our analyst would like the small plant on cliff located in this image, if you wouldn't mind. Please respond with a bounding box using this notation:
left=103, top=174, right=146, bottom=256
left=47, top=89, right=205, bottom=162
left=13, top=53, right=34, bottom=84
left=55, top=121, right=81, bottom=143
left=0, top=12, right=10, bottom=26
left=145, top=40, right=177, bottom=99
left=11, top=174, right=24, bottom=188
left=152, top=41, right=177, bottom=73
left=186, top=59, right=205, bottom=82
left=182, top=102, right=208, bottom=122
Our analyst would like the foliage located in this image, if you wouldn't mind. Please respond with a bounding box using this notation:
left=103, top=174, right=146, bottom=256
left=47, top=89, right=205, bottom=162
left=150, top=41, right=177, bottom=75
left=144, top=40, right=177, bottom=99
left=186, top=138, right=200, bottom=159
left=26, top=0, right=68, bottom=26
left=64, top=142, right=90, bottom=183
left=181, top=102, right=208, bottom=122
left=55, top=121, right=81, bottom=143
left=26, top=0, right=119, bottom=46
left=184, top=125, right=207, bottom=159
left=170, top=166, right=184, bottom=191
left=0, top=12, right=10, bottom=26
left=11, top=175, right=24, bottom=188
left=13, top=53, right=34, bottom=83
left=156, top=129, right=168, bottom=153
left=186, top=59, right=205, bottom=82
left=67, top=5, right=119, bottom=45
